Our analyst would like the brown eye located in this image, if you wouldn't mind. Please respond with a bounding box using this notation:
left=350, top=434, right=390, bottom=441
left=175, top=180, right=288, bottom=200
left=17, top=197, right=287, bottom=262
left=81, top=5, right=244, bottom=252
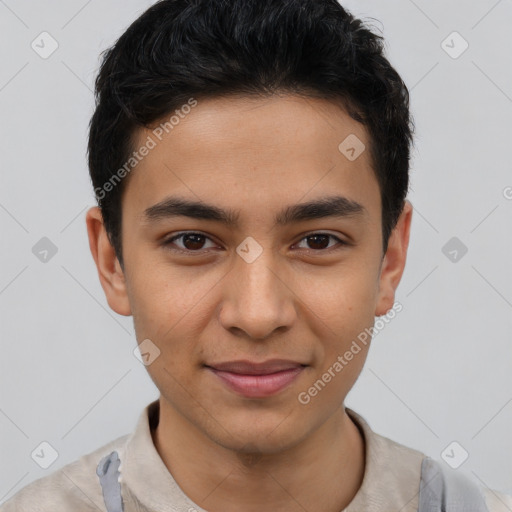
left=181, top=234, right=206, bottom=250
left=163, top=231, right=346, bottom=255
left=305, top=234, right=330, bottom=250
left=164, top=232, right=217, bottom=252
left=295, top=233, right=346, bottom=252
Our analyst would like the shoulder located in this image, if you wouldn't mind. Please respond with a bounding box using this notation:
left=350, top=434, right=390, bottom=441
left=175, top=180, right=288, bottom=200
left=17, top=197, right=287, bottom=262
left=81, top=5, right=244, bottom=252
left=419, top=456, right=512, bottom=512
left=0, top=433, right=130, bottom=512
left=345, top=409, right=512, bottom=512
left=482, top=486, right=512, bottom=512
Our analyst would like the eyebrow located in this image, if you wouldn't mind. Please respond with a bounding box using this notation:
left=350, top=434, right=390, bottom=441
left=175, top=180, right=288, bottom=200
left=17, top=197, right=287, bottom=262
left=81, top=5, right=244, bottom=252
left=142, top=195, right=367, bottom=227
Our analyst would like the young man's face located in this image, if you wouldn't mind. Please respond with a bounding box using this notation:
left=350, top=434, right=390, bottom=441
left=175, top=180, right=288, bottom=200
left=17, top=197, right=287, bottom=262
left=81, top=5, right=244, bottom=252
left=87, top=94, right=412, bottom=454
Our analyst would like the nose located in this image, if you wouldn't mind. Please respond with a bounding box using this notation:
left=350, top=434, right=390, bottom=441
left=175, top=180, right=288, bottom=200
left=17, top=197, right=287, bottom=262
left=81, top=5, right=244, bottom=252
left=218, top=248, right=297, bottom=341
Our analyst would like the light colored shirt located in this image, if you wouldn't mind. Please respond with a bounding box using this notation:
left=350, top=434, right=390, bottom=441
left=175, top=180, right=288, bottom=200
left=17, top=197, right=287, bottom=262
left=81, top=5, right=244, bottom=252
left=1, top=399, right=510, bottom=511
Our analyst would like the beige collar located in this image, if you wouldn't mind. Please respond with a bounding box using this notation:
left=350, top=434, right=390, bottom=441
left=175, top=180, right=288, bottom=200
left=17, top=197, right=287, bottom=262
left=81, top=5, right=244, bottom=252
left=121, top=400, right=425, bottom=512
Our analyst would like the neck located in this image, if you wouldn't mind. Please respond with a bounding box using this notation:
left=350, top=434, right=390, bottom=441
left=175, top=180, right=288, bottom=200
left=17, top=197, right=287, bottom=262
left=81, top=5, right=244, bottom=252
left=152, top=398, right=366, bottom=512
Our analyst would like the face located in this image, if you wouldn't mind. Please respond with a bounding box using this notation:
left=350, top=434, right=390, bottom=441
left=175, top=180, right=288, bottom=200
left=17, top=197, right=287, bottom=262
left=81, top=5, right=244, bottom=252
left=87, top=94, right=412, bottom=454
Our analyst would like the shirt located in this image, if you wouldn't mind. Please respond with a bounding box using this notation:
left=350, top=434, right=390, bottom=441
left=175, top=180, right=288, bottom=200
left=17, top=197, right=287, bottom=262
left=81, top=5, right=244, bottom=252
left=1, top=399, right=511, bottom=511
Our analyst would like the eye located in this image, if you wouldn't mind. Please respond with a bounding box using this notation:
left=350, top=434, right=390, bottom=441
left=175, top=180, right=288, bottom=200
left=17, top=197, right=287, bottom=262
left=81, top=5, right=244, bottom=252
left=163, top=232, right=218, bottom=253
left=162, top=231, right=347, bottom=255
left=293, top=233, right=347, bottom=252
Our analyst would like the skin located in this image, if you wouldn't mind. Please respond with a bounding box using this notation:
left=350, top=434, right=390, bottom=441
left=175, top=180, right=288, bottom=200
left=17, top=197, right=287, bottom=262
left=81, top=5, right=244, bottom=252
left=86, top=94, right=412, bottom=512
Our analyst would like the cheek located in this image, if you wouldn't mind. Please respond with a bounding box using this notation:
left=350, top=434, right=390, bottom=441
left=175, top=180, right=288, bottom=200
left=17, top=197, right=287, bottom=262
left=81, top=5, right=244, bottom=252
left=298, top=261, right=379, bottom=331
left=295, top=262, right=378, bottom=386
left=127, top=267, right=225, bottom=388
left=127, top=257, right=216, bottom=335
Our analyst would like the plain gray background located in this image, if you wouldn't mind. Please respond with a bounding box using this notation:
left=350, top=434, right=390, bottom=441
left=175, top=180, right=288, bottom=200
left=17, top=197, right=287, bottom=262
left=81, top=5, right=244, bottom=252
left=1, top=0, right=511, bottom=504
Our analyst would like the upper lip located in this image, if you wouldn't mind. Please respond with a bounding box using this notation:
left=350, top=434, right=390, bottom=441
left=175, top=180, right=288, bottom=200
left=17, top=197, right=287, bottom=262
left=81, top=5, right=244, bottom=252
left=206, top=359, right=306, bottom=375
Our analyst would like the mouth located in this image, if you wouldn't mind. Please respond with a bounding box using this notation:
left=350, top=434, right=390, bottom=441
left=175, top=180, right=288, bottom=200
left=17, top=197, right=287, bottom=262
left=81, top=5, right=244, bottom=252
left=205, top=359, right=307, bottom=398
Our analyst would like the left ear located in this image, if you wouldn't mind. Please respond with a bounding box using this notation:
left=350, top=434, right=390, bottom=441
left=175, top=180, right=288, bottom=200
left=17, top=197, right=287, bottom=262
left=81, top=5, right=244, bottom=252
left=374, top=199, right=413, bottom=316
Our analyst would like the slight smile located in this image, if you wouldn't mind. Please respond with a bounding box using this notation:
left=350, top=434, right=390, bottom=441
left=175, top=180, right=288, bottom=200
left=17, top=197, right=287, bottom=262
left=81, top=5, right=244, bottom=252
left=205, top=359, right=308, bottom=398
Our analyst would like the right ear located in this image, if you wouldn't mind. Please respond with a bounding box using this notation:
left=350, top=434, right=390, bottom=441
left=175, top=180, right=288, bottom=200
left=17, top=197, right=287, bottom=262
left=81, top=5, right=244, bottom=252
left=85, top=206, right=132, bottom=316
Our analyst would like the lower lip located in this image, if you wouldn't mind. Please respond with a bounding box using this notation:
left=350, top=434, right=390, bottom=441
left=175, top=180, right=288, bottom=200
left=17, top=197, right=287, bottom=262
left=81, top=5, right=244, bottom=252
left=207, top=367, right=305, bottom=398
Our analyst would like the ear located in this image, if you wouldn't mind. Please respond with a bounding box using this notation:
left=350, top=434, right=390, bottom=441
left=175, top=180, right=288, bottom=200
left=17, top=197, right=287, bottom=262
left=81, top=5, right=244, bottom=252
left=374, top=200, right=413, bottom=317
left=85, top=206, right=132, bottom=316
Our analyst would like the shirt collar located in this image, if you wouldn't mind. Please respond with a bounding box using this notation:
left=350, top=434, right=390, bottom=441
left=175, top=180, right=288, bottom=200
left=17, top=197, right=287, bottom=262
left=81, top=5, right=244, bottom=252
left=122, top=400, right=423, bottom=512
left=122, top=399, right=208, bottom=512
left=343, top=407, right=424, bottom=512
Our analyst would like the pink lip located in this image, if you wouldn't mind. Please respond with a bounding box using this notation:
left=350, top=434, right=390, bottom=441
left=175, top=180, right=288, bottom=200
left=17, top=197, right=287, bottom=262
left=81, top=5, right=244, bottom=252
left=206, top=360, right=306, bottom=398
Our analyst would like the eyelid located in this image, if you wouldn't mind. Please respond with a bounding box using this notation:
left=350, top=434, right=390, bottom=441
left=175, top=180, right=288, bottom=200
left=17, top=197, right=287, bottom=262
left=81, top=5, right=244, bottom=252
left=163, top=231, right=219, bottom=252
left=293, top=232, right=347, bottom=251
left=162, top=231, right=348, bottom=253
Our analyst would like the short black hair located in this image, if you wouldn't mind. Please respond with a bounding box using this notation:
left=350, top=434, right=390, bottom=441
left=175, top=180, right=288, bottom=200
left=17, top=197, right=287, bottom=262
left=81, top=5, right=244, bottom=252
left=88, top=0, right=414, bottom=270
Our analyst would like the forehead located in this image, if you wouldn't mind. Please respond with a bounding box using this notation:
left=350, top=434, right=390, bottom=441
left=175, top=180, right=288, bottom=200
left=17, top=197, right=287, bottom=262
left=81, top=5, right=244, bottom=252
left=123, top=94, right=380, bottom=227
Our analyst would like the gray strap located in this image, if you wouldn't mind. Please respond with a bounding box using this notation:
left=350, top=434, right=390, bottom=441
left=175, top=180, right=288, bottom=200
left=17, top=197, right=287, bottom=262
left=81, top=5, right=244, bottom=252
left=419, top=456, right=489, bottom=512
left=96, top=450, right=125, bottom=512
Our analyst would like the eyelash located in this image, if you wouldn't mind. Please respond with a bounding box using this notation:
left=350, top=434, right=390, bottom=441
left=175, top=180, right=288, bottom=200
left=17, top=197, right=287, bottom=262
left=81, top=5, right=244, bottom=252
left=162, top=231, right=347, bottom=255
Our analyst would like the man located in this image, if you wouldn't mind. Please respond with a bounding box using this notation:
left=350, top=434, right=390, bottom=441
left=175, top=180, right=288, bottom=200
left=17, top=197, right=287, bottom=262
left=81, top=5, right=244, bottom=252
left=2, top=0, right=510, bottom=510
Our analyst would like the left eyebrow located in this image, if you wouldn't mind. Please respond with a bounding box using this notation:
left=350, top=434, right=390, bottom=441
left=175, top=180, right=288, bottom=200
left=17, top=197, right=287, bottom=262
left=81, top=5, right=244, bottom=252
left=142, top=194, right=368, bottom=228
